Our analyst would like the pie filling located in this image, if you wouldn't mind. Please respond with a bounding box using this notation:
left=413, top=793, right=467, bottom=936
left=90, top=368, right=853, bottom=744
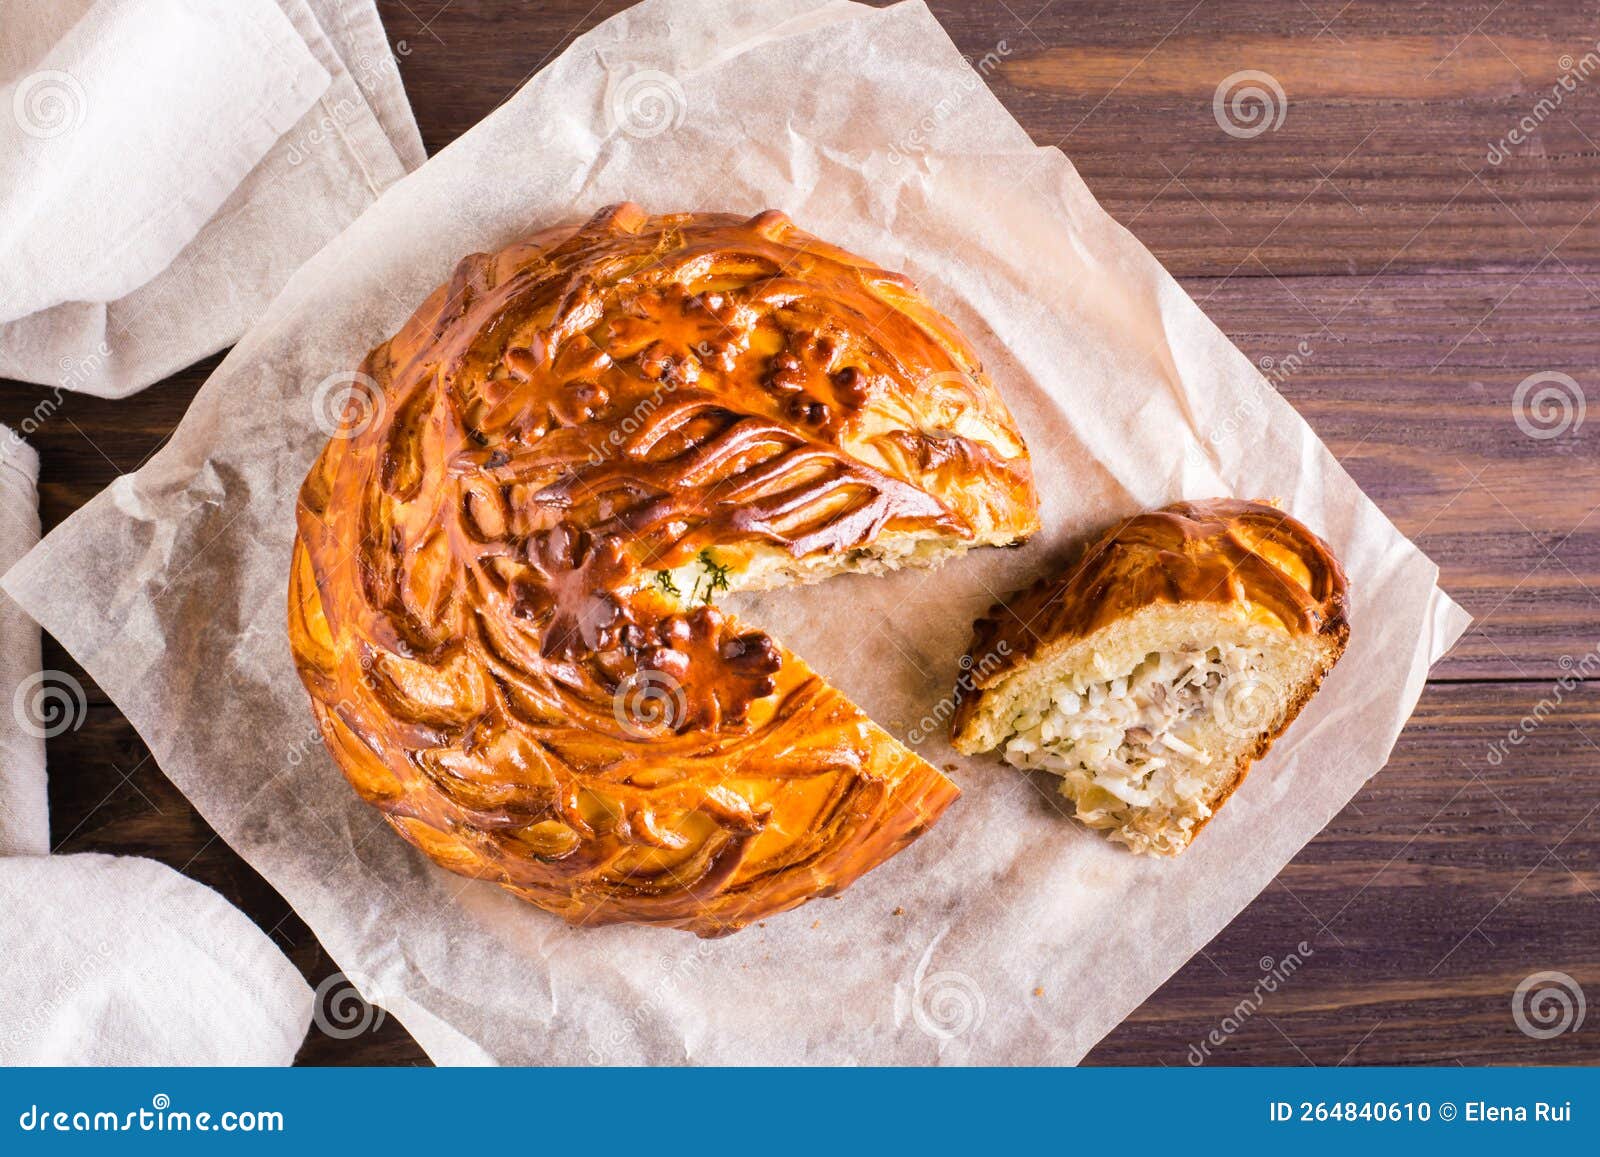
left=997, top=643, right=1278, bottom=852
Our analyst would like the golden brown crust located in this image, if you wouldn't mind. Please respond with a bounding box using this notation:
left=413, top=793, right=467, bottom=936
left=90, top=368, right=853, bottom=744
left=1187, top=658, right=1339, bottom=845
left=951, top=498, right=1350, bottom=744
left=289, top=204, right=1037, bottom=935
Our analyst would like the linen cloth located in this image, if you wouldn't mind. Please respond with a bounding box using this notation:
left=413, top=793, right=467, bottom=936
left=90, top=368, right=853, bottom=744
left=0, top=428, right=312, bottom=1064
left=0, top=0, right=424, bottom=397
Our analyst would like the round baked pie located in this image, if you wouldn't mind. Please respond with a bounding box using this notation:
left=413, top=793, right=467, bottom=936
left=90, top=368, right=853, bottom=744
left=289, top=203, right=1039, bottom=935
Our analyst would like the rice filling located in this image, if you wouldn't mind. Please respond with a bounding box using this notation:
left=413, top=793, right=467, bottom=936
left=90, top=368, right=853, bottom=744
left=998, top=644, right=1271, bottom=840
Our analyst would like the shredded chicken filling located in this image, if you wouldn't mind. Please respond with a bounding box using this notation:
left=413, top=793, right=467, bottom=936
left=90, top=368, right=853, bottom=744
left=999, top=644, right=1268, bottom=828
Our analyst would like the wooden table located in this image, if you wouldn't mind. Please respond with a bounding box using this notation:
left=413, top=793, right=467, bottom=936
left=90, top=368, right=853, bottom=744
left=3, top=0, right=1595, bottom=1066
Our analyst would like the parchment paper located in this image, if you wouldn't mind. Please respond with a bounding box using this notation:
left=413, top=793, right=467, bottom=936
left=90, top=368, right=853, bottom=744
left=2, top=0, right=1470, bottom=1065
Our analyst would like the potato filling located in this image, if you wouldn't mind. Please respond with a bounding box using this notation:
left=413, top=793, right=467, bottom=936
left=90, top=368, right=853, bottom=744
left=999, top=644, right=1270, bottom=832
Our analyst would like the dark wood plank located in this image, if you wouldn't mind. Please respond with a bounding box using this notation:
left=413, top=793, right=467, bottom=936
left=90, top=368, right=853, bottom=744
left=378, top=1, right=1600, bottom=275
left=965, top=0, right=1600, bottom=275
left=1183, top=271, right=1600, bottom=681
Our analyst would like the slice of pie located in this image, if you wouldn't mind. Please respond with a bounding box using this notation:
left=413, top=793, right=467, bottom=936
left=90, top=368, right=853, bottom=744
left=952, top=499, right=1349, bottom=856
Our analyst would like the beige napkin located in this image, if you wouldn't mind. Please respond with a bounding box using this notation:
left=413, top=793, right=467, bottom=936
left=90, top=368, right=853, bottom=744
left=0, top=432, right=45, bottom=855
left=0, top=427, right=313, bottom=1065
left=0, top=0, right=423, bottom=397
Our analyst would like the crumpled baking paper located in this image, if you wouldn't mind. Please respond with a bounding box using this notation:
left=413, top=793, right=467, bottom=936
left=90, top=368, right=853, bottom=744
left=2, top=0, right=1469, bottom=1064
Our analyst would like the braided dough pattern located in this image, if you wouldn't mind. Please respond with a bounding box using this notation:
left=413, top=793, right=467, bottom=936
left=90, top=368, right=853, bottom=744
left=289, top=204, right=1038, bottom=935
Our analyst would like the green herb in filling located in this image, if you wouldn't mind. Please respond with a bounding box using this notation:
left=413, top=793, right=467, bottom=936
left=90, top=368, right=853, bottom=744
left=695, top=550, right=731, bottom=605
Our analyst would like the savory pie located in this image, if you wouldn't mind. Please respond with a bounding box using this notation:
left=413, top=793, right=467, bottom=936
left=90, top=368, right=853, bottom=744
left=951, top=499, right=1349, bottom=856
left=289, top=203, right=1038, bottom=934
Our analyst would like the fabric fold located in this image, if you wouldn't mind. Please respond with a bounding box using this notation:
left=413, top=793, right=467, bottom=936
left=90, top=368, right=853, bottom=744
left=0, top=854, right=314, bottom=1065
left=0, top=0, right=331, bottom=324
left=0, top=430, right=46, bottom=856
left=0, top=0, right=424, bottom=398
left=0, top=426, right=313, bottom=1065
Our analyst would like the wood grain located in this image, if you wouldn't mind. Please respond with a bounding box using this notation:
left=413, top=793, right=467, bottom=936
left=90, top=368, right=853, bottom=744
left=1184, top=271, right=1600, bottom=681
left=962, top=0, right=1600, bottom=275
left=377, top=0, right=1600, bottom=275
left=0, top=0, right=1595, bottom=1067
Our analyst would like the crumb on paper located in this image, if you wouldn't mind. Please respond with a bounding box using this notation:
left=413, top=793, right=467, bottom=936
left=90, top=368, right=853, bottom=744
left=1033, top=987, right=1044, bottom=997
left=892, top=906, right=905, bottom=916
left=811, top=919, right=820, bottom=929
